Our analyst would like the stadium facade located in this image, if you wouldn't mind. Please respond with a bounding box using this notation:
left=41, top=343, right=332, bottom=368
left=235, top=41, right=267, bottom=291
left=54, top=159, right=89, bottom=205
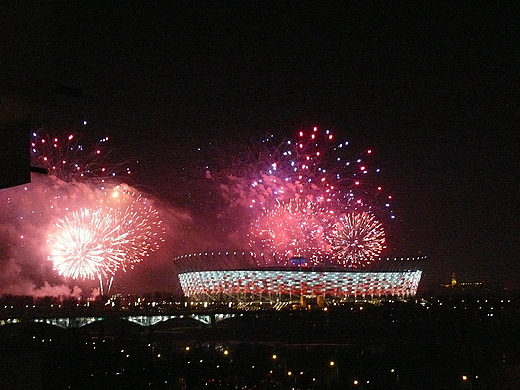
left=175, top=252, right=424, bottom=303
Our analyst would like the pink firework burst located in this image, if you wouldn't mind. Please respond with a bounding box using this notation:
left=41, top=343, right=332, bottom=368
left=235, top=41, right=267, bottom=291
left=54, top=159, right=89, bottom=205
left=47, top=185, right=165, bottom=282
left=47, top=208, right=123, bottom=280
left=249, top=198, right=334, bottom=266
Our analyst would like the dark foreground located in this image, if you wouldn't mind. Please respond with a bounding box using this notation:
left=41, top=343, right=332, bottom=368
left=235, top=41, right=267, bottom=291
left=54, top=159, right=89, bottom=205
left=2, top=296, right=520, bottom=389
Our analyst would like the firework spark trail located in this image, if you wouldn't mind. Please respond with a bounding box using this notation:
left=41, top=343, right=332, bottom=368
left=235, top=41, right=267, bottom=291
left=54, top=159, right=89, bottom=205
left=115, top=190, right=165, bottom=270
left=30, top=129, right=132, bottom=183
left=328, top=212, right=386, bottom=268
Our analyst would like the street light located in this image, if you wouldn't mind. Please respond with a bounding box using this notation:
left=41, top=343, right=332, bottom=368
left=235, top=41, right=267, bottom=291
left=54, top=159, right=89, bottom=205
left=391, top=368, right=399, bottom=383
left=329, top=361, right=339, bottom=384
left=462, top=374, right=473, bottom=390
left=272, top=354, right=287, bottom=378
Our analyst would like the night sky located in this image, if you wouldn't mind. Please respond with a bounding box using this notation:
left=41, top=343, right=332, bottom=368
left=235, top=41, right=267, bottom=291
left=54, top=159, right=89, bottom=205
left=1, top=2, right=519, bottom=293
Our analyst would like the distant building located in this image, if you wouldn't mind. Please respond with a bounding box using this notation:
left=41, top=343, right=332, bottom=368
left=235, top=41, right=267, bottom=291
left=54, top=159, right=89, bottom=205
left=441, top=273, right=496, bottom=294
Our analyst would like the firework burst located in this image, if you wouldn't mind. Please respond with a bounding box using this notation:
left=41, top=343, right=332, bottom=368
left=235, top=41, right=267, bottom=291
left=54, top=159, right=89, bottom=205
left=328, top=212, right=386, bottom=268
left=47, top=185, right=165, bottom=283
left=47, top=208, right=124, bottom=280
left=249, top=198, right=333, bottom=265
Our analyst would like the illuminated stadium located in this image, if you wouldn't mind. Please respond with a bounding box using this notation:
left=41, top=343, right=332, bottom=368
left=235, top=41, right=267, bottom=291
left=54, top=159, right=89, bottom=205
left=174, top=252, right=424, bottom=303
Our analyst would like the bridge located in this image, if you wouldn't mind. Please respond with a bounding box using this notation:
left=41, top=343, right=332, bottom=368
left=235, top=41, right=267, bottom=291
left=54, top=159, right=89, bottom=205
left=0, top=312, right=238, bottom=329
